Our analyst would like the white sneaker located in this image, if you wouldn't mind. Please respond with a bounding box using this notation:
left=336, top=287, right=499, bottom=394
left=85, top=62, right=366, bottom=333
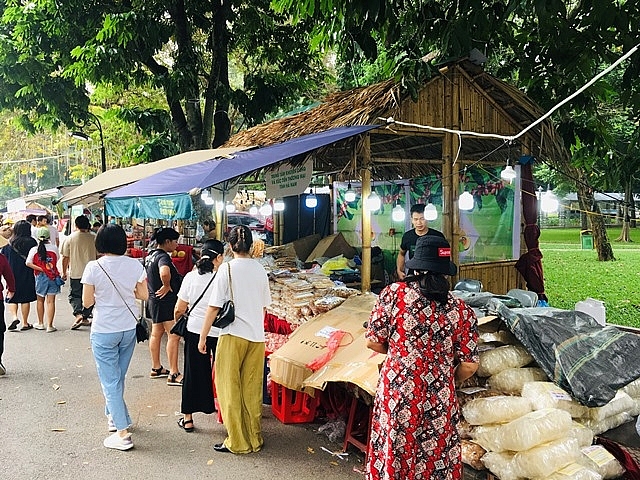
left=107, top=416, right=117, bottom=433
left=46, top=326, right=57, bottom=333
left=103, top=432, right=133, bottom=451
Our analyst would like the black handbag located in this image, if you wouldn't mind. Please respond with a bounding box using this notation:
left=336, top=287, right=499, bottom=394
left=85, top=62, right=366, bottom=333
left=136, top=317, right=150, bottom=343
left=212, top=263, right=235, bottom=329
left=171, top=272, right=216, bottom=337
left=97, top=261, right=148, bottom=343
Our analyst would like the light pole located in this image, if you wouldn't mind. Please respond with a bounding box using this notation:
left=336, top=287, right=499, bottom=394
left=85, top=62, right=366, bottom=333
left=71, top=112, right=106, bottom=173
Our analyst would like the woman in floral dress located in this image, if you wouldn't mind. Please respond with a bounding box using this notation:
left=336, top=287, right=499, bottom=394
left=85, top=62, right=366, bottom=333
left=365, top=235, right=479, bottom=480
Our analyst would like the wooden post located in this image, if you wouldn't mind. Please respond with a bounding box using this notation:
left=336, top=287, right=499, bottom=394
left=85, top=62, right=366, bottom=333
left=442, top=69, right=461, bottom=284
left=360, top=136, right=372, bottom=293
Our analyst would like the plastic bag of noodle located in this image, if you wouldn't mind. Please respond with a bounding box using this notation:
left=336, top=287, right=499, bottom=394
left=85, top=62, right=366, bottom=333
left=480, top=408, right=573, bottom=452
left=544, top=462, right=603, bottom=480
left=488, top=368, right=548, bottom=395
left=566, top=421, right=594, bottom=448
left=521, top=381, right=589, bottom=418
left=587, top=391, right=635, bottom=422
left=462, top=395, right=533, bottom=425
left=579, top=411, right=633, bottom=436
left=481, top=451, right=520, bottom=480
left=512, top=437, right=581, bottom=478
left=578, top=445, right=626, bottom=479
left=477, top=344, right=534, bottom=377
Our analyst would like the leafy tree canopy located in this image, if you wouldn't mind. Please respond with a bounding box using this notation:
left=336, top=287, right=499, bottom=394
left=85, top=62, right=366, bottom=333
left=0, top=0, right=330, bottom=154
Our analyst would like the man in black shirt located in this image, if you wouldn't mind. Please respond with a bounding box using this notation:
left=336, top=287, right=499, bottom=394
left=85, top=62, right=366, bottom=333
left=396, top=204, right=445, bottom=280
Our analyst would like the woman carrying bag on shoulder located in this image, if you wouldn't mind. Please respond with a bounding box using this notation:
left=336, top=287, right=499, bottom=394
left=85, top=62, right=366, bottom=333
left=81, top=224, right=148, bottom=451
left=199, top=225, right=271, bottom=454
left=174, top=239, right=225, bottom=432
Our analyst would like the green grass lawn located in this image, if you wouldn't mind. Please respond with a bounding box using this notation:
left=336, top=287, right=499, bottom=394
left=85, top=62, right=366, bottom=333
left=540, top=227, right=640, bottom=328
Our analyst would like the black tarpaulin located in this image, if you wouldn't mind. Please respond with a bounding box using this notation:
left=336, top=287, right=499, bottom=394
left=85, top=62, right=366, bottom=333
left=487, top=298, right=640, bottom=407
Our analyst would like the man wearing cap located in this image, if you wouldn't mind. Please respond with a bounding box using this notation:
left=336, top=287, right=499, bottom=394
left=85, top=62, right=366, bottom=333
left=396, top=203, right=445, bottom=280
left=61, top=216, right=97, bottom=330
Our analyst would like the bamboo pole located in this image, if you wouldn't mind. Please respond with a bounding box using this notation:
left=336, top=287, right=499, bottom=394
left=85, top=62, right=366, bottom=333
left=360, top=135, right=372, bottom=293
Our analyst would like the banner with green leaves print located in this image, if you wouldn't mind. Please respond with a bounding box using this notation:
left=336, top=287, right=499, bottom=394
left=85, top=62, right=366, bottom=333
left=333, top=166, right=519, bottom=273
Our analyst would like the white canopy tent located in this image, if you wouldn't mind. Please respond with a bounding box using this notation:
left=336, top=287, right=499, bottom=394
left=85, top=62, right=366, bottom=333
left=55, top=147, right=249, bottom=207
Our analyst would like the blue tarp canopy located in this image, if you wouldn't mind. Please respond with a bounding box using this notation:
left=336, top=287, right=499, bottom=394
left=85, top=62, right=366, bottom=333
left=105, top=125, right=378, bottom=219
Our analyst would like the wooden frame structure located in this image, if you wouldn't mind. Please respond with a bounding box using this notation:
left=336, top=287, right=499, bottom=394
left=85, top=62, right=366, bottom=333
left=224, top=59, right=567, bottom=293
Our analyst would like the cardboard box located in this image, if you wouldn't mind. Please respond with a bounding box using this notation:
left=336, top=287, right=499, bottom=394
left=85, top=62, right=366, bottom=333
left=269, top=294, right=381, bottom=394
left=306, top=232, right=356, bottom=263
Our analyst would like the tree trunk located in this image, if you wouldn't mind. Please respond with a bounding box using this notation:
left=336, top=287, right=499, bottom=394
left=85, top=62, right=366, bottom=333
left=616, top=181, right=633, bottom=242
left=170, top=0, right=202, bottom=151
left=576, top=183, right=615, bottom=261
left=210, top=0, right=232, bottom=148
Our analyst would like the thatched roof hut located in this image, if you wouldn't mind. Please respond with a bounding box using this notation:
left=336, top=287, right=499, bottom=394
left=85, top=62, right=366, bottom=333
left=225, top=58, right=568, bottom=293
left=225, top=59, right=566, bottom=179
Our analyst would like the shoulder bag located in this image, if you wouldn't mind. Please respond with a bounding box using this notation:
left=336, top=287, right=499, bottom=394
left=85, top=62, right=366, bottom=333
left=212, top=262, right=235, bottom=329
left=170, top=272, right=216, bottom=337
left=97, top=261, right=149, bottom=343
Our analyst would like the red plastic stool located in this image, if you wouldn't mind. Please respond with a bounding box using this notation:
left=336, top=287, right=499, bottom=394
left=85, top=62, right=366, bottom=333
left=343, top=396, right=373, bottom=461
left=270, top=382, right=319, bottom=424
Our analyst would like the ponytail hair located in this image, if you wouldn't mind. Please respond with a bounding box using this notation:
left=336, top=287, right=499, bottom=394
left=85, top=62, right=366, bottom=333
left=404, top=271, right=450, bottom=304
left=196, top=239, right=224, bottom=274
left=228, top=225, right=252, bottom=254
left=37, top=239, right=48, bottom=262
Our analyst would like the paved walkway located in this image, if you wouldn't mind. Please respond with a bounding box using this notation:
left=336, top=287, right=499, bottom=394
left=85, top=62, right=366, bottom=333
left=0, top=287, right=364, bottom=479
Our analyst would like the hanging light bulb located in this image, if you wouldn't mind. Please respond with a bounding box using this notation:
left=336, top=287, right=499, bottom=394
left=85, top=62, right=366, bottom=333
left=424, top=202, right=438, bottom=221
left=459, top=191, right=474, bottom=211
left=259, top=202, right=272, bottom=216
left=200, top=189, right=210, bottom=200
left=215, top=201, right=224, bottom=212
left=273, top=198, right=285, bottom=212
left=365, top=191, right=381, bottom=212
left=225, top=202, right=236, bottom=213
left=392, top=202, right=405, bottom=222
left=345, top=183, right=356, bottom=202
left=305, top=189, right=318, bottom=209
left=249, top=202, right=258, bottom=215
left=540, top=189, right=559, bottom=213
left=500, top=164, right=517, bottom=183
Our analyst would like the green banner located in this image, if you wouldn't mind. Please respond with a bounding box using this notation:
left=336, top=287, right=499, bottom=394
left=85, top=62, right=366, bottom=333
left=106, top=194, right=194, bottom=220
left=333, top=167, right=517, bottom=273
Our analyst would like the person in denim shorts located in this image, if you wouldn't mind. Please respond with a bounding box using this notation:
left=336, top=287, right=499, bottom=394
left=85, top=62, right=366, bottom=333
left=25, top=227, right=62, bottom=332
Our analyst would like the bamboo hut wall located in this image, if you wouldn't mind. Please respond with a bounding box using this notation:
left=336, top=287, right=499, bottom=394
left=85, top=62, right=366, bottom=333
left=459, top=260, right=525, bottom=294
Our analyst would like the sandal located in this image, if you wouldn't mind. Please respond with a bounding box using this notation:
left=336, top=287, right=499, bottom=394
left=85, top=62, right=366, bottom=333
left=150, top=366, right=170, bottom=378
left=7, top=319, right=19, bottom=331
left=167, top=373, right=183, bottom=386
left=20, top=324, right=33, bottom=331
left=177, top=417, right=194, bottom=432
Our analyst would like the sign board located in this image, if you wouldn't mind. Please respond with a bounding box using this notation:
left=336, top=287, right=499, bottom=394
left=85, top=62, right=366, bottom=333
left=6, top=198, right=26, bottom=213
left=265, top=159, right=313, bottom=198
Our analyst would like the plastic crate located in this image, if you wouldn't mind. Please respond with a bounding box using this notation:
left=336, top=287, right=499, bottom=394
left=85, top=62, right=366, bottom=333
left=270, top=382, right=319, bottom=424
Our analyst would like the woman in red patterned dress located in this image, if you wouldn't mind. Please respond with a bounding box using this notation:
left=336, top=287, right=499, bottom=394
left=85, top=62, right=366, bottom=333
left=365, top=235, right=479, bottom=480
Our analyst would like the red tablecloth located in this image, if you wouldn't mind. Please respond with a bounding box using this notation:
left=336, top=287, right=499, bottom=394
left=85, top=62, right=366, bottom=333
left=172, top=244, right=194, bottom=276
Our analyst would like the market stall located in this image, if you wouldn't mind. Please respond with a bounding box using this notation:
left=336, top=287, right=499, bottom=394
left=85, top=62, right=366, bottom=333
left=266, top=288, right=640, bottom=479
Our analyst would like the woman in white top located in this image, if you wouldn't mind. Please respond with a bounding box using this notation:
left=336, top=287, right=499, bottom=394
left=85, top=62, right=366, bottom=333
left=174, top=239, right=224, bottom=433
left=200, top=225, right=271, bottom=454
left=81, top=224, right=148, bottom=451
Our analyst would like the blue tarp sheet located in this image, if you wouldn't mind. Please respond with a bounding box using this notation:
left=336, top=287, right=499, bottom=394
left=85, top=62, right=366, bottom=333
left=106, top=125, right=378, bottom=200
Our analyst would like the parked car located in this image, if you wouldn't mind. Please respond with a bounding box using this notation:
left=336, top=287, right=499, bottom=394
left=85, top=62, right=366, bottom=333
left=226, top=212, right=266, bottom=238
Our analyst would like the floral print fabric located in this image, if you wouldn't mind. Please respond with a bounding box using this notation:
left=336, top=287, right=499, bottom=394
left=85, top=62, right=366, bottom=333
left=365, top=282, right=478, bottom=480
